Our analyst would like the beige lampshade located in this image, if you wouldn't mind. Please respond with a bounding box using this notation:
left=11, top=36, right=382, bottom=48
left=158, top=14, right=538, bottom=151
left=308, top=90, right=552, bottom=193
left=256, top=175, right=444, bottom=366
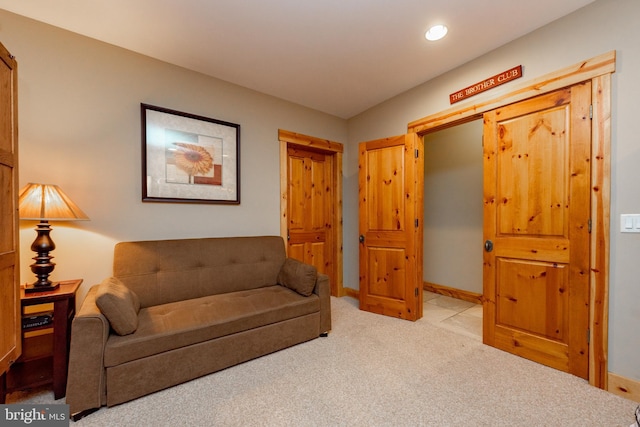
left=19, top=183, right=89, bottom=221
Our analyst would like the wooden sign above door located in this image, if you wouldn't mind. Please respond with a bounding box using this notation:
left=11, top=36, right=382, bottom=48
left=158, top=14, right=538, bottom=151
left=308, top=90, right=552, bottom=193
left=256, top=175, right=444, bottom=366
left=449, top=65, right=522, bottom=104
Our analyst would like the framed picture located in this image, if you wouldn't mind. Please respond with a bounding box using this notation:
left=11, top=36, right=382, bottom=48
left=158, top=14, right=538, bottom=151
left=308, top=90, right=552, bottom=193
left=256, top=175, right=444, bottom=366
left=141, top=104, right=240, bottom=204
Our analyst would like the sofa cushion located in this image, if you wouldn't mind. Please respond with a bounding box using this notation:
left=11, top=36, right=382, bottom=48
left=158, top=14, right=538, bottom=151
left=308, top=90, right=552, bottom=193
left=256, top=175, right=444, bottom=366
left=277, top=258, right=317, bottom=297
left=103, top=285, right=319, bottom=367
left=96, top=276, right=141, bottom=336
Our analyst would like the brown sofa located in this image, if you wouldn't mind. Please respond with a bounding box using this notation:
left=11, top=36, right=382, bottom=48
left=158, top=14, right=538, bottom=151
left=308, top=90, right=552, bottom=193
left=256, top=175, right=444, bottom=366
left=65, top=236, right=331, bottom=418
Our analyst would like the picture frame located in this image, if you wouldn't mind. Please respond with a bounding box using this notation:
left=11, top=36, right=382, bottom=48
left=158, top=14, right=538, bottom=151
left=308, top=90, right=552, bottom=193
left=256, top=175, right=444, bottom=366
left=141, top=103, right=240, bottom=204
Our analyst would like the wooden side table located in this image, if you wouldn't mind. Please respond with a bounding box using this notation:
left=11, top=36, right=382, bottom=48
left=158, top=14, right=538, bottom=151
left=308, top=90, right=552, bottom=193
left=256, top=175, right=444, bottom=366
left=0, top=279, right=82, bottom=402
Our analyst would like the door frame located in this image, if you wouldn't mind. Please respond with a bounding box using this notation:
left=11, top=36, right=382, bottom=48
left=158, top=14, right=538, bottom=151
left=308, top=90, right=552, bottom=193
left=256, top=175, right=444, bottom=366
left=279, top=129, right=344, bottom=296
left=407, top=51, right=615, bottom=390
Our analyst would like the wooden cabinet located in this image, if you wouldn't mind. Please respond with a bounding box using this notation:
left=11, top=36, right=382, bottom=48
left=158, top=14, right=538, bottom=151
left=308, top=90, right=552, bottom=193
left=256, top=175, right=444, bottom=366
left=1, top=280, right=82, bottom=402
left=0, top=42, right=20, bottom=380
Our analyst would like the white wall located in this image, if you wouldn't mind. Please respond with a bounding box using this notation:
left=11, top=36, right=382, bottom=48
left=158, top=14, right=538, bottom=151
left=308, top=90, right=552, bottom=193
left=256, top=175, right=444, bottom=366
left=424, top=120, right=483, bottom=294
left=347, top=0, right=640, bottom=381
left=0, top=10, right=347, bottom=304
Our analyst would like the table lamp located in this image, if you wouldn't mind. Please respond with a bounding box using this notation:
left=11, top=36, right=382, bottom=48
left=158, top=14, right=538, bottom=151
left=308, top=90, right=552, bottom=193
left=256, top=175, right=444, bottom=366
left=18, top=183, right=89, bottom=293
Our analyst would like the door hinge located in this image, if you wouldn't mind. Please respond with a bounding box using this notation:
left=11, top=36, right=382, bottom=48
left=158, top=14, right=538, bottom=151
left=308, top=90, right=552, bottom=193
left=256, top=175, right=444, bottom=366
left=415, top=219, right=419, bottom=228
left=589, top=104, right=593, bottom=119
left=587, top=328, right=591, bottom=344
left=415, top=288, right=419, bottom=297
left=588, top=218, right=592, bottom=233
left=415, top=149, right=419, bottom=159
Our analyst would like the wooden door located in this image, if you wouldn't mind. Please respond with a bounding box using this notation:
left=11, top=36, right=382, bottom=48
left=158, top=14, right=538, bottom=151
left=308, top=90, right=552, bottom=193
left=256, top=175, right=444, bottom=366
left=286, top=146, right=335, bottom=288
left=483, top=83, right=591, bottom=378
left=0, top=42, right=20, bottom=377
left=358, top=134, right=423, bottom=320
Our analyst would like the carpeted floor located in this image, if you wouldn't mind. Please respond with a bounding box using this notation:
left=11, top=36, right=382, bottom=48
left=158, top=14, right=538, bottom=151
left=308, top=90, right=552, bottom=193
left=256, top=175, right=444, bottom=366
left=9, top=296, right=638, bottom=426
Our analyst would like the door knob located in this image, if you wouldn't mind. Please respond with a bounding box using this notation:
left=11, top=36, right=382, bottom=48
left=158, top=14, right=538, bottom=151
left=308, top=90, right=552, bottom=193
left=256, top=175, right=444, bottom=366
left=484, top=239, right=493, bottom=252
left=359, top=235, right=365, bottom=243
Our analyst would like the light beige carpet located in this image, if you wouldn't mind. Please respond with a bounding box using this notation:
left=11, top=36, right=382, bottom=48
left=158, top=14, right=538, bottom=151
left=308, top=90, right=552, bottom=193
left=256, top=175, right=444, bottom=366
left=10, top=296, right=638, bottom=426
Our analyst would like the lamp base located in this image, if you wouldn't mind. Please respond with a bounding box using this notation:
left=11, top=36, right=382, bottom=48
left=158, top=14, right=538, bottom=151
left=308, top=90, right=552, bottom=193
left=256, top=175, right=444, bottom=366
left=27, top=220, right=58, bottom=294
left=24, top=281, right=60, bottom=294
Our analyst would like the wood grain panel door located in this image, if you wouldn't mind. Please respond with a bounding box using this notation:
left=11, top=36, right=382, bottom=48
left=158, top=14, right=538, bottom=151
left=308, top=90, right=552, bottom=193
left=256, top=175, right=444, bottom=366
left=483, top=83, right=591, bottom=378
left=0, top=42, right=20, bottom=377
left=358, top=134, right=423, bottom=320
left=287, top=146, right=335, bottom=286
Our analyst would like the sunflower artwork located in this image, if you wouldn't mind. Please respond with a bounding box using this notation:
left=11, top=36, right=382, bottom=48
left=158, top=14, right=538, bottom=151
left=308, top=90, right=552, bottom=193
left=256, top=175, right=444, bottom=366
left=165, top=132, right=223, bottom=186
left=142, top=103, right=240, bottom=204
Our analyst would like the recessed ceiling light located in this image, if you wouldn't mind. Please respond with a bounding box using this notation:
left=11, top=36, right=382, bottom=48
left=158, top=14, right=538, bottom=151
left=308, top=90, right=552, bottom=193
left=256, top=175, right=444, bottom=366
left=425, top=24, right=448, bottom=41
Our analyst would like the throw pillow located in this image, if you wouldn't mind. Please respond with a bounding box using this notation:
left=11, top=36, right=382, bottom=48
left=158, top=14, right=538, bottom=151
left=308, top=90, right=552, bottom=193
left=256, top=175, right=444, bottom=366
left=95, top=276, right=141, bottom=335
left=278, top=258, right=317, bottom=297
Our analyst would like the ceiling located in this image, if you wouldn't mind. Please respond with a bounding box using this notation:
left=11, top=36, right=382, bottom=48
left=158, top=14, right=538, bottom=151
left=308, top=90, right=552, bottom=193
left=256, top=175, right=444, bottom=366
left=0, top=0, right=595, bottom=119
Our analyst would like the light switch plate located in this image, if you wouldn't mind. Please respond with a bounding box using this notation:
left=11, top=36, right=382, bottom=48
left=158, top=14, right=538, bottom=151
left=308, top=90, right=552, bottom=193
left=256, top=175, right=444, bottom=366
left=620, top=214, right=640, bottom=233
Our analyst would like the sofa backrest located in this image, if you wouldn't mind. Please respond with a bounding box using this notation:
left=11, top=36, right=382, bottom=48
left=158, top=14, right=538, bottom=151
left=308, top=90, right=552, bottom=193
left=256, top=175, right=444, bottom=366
left=113, top=236, right=286, bottom=308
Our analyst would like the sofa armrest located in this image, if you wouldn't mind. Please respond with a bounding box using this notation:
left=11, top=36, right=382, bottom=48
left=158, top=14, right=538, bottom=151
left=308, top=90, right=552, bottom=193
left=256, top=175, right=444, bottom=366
left=314, top=273, right=331, bottom=334
left=66, top=285, right=110, bottom=416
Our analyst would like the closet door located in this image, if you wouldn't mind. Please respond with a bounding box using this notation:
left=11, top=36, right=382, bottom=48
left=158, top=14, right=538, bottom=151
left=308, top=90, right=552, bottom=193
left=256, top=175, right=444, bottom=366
left=286, top=146, right=335, bottom=289
left=0, top=41, right=20, bottom=377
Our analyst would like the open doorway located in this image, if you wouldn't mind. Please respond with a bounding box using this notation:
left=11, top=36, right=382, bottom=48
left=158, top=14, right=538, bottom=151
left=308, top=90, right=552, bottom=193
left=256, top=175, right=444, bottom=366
left=423, top=119, right=483, bottom=298
left=422, top=119, right=483, bottom=339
